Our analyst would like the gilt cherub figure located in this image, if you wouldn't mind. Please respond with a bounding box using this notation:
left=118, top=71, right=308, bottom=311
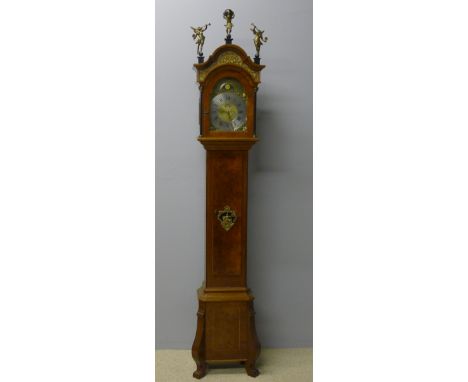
left=191, top=23, right=211, bottom=58
left=250, top=23, right=268, bottom=63
left=223, top=9, right=235, bottom=43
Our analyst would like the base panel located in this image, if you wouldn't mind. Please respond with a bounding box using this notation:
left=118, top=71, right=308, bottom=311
left=191, top=286, right=261, bottom=378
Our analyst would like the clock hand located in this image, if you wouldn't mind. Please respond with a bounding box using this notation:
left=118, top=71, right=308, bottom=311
left=229, top=105, right=236, bottom=119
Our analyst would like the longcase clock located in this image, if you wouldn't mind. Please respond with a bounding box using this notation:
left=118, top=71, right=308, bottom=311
left=190, top=10, right=267, bottom=379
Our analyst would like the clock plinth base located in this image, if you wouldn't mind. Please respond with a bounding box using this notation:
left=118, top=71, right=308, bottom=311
left=191, top=285, right=261, bottom=378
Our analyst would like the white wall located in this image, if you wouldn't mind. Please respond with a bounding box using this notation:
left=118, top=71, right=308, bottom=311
left=156, top=0, right=312, bottom=348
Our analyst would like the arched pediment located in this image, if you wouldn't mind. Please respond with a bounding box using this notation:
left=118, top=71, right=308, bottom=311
left=194, top=44, right=265, bottom=84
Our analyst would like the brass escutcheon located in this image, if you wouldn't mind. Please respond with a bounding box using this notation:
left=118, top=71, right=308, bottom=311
left=217, top=205, right=237, bottom=231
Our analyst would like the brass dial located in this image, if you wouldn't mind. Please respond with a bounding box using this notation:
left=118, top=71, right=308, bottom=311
left=210, top=79, right=247, bottom=132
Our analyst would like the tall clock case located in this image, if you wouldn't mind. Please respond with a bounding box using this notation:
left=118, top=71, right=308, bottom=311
left=192, top=44, right=265, bottom=379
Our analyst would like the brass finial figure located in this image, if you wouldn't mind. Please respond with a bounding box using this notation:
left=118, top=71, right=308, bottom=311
left=250, top=23, right=268, bottom=64
left=191, top=23, right=211, bottom=62
left=223, top=9, right=235, bottom=44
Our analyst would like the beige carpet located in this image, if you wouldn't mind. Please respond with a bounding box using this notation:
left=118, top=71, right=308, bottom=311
left=156, top=348, right=312, bottom=381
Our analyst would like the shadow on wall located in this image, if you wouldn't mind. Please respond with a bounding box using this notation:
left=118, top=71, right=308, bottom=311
left=246, top=86, right=313, bottom=347
left=252, top=95, right=291, bottom=173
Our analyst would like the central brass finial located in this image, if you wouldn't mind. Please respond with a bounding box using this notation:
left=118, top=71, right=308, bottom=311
left=223, top=9, right=235, bottom=44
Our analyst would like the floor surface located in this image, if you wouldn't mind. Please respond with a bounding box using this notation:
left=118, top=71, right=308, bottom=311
left=156, top=348, right=312, bottom=381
